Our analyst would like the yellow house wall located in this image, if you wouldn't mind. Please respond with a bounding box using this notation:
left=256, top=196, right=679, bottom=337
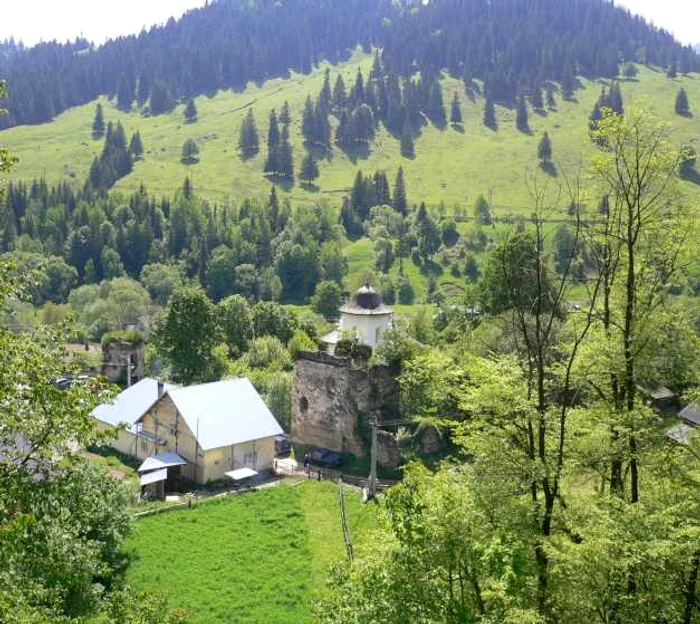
left=95, top=420, right=160, bottom=459
left=140, top=395, right=201, bottom=483
left=202, top=436, right=277, bottom=483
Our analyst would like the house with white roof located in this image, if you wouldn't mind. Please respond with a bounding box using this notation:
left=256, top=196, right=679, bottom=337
left=93, top=377, right=283, bottom=485
left=91, top=377, right=177, bottom=458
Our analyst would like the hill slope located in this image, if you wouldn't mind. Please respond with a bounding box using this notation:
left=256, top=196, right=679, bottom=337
left=3, top=57, right=700, bottom=214
left=1, top=0, right=695, bottom=127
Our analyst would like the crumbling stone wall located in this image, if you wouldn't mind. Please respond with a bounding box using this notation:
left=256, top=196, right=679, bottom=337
left=102, top=340, right=144, bottom=385
left=291, top=352, right=399, bottom=458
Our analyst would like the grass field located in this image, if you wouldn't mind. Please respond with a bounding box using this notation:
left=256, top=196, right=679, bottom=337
left=3, top=54, right=700, bottom=215
left=125, top=481, right=377, bottom=623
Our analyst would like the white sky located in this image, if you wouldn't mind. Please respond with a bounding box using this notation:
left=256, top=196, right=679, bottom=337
left=0, top=0, right=697, bottom=47
left=614, top=0, right=698, bottom=45
left=0, top=1, right=208, bottom=46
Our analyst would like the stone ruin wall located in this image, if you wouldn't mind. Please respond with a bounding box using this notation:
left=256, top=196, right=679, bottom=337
left=291, top=352, right=400, bottom=462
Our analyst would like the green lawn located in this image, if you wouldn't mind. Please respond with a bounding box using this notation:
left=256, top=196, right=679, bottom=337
left=3, top=58, right=700, bottom=214
left=124, top=481, right=377, bottom=623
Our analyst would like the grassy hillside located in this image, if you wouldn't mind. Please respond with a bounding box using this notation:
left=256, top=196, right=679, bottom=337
left=125, top=481, right=376, bottom=623
left=3, top=53, right=700, bottom=215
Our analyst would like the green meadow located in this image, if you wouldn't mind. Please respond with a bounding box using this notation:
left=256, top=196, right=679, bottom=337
left=3, top=53, right=700, bottom=215
left=125, top=481, right=377, bottom=623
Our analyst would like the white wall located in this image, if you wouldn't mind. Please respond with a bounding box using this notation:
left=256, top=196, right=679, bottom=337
left=339, top=312, right=392, bottom=348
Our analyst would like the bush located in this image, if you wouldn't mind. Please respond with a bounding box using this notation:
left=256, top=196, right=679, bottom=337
left=397, top=277, right=415, bottom=304
left=288, top=330, right=317, bottom=360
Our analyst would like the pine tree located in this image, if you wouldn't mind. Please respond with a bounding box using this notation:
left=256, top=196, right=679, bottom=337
left=392, top=167, right=408, bottom=215
left=302, top=96, right=315, bottom=143
left=332, top=75, right=347, bottom=112
left=238, top=108, right=259, bottom=159
left=184, top=98, right=198, bottom=123
left=530, top=87, right=544, bottom=111
left=267, top=109, right=280, bottom=150
left=400, top=122, right=414, bottom=158
left=319, top=69, right=332, bottom=112
left=181, top=138, right=199, bottom=164
left=608, top=82, right=624, bottom=115
left=129, top=131, right=144, bottom=159
left=353, top=69, right=365, bottom=105
left=314, top=102, right=331, bottom=148
left=280, top=101, right=292, bottom=127
left=483, top=96, right=496, bottom=129
left=538, top=132, right=552, bottom=162
left=335, top=110, right=352, bottom=147
left=182, top=176, right=193, bottom=200
left=545, top=84, right=556, bottom=109
left=675, top=87, right=690, bottom=116
left=428, top=81, right=446, bottom=126
left=450, top=92, right=462, bottom=125
left=516, top=95, right=529, bottom=132
left=300, top=152, right=320, bottom=185
left=92, top=103, right=105, bottom=139
left=116, top=75, right=133, bottom=111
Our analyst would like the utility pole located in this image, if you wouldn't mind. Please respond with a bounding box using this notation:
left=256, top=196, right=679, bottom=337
left=368, top=415, right=377, bottom=501
left=126, top=354, right=132, bottom=388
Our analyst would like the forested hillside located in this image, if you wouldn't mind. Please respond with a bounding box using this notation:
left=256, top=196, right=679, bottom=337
left=1, top=0, right=697, bottom=128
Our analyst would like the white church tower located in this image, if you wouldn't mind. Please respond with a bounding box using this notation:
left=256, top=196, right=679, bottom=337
left=321, top=282, right=393, bottom=353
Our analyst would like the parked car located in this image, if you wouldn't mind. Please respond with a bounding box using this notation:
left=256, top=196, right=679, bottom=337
left=307, top=447, right=342, bottom=468
left=274, top=434, right=291, bottom=457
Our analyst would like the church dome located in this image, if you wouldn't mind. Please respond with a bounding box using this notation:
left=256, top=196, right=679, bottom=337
left=340, top=282, right=392, bottom=316
left=352, top=283, right=383, bottom=310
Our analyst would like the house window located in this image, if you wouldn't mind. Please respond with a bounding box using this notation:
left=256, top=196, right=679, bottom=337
left=300, top=396, right=309, bottom=414
left=140, top=440, right=149, bottom=453
left=244, top=452, right=257, bottom=467
left=375, top=326, right=382, bottom=343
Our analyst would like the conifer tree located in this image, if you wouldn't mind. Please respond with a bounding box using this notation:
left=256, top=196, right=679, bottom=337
left=92, top=103, right=105, bottom=139
left=116, top=75, right=133, bottom=111
left=184, top=98, right=198, bottom=123
left=400, top=122, right=414, bottom=158
left=537, top=131, right=552, bottom=163
left=335, top=110, right=352, bottom=147
left=129, top=131, right=144, bottom=159
left=450, top=92, right=462, bottom=125
left=353, top=69, right=365, bottom=105
left=302, top=96, right=315, bottom=143
left=238, top=108, right=259, bottom=159
left=545, top=84, right=556, bottom=109
left=374, top=171, right=391, bottom=206
left=182, top=176, right=193, bottom=200
left=267, top=109, right=280, bottom=150
left=319, top=69, right=332, bottom=112
left=314, top=102, right=331, bottom=148
left=530, top=87, right=544, bottom=111
left=608, top=81, right=624, bottom=115
left=483, top=96, right=496, bottom=129
left=516, top=94, right=529, bottom=132
left=300, top=152, right=320, bottom=185
left=392, top=167, right=408, bottom=215
left=428, top=81, right=446, bottom=126
left=280, top=101, right=292, bottom=127
left=332, top=75, right=347, bottom=112
left=181, top=138, right=199, bottom=164
left=675, top=87, right=690, bottom=116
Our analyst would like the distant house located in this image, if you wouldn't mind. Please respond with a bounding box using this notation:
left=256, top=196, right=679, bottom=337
left=93, top=378, right=283, bottom=484
left=679, top=402, right=700, bottom=427
left=666, top=402, right=700, bottom=446
left=92, top=377, right=177, bottom=458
